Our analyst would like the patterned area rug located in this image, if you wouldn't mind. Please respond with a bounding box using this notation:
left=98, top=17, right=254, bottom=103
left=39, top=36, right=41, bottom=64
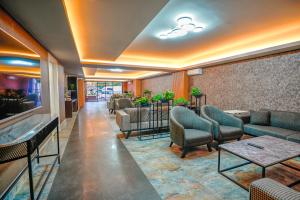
left=120, top=135, right=300, bottom=200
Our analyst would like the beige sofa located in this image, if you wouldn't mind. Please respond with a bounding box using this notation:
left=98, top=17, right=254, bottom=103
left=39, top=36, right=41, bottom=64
left=116, top=106, right=170, bottom=138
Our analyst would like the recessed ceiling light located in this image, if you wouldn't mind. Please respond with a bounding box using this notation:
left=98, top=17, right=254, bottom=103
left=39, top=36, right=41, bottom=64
left=110, top=68, right=123, bottom=72
left=157, top=16, right=204, bottom=40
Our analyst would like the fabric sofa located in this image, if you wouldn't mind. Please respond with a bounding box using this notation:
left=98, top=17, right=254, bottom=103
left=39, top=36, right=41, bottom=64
left=107, top=94, right=128, bottom=113
left=244, top=110, right=300, bottom=143
left=116, top=106, right=169, bottom=138
left=250, top=178, right=300, bottom=200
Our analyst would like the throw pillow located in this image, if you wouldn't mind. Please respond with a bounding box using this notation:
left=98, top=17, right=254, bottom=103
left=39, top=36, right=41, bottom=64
left=250, top=110, right=270, bottom=125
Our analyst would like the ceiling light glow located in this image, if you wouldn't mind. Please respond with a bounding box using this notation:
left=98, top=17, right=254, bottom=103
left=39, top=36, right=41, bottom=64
left=9, top=60, right=35, bottom=66
left=177, top=17, right=193, bottom=26
left=110, top=68, right=123, bottom=72
left=158, top=16, right=203, bottom=40
left=193, top=26, right=204, bottom=33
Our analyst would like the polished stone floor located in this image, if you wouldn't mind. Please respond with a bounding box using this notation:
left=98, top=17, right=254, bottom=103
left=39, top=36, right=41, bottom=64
left=48, top=102, right=161, bottom=200
left=6, top=112, right=78, bottom=200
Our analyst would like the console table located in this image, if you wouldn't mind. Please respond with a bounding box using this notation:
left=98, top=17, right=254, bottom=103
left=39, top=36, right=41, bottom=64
left=0, top=114, right=60, bottom=200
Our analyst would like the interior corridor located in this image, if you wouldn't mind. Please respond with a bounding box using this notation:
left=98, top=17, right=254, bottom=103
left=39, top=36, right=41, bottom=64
left=48, top=102, right=161, bottom=200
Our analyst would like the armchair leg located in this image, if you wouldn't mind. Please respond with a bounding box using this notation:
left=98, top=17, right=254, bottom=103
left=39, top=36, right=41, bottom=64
left=169, top=141, right=173, bottom=147
left=214, top=140, right=223, bottom=151
left=207, top=143, right=212, bottom=152
left=126, top=131, right=131, bottom=139
left=181, top=147, right=188, bottom=158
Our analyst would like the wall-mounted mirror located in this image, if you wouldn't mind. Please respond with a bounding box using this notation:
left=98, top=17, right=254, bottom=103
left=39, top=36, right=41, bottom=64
left=0, top=29, right=41, bottom=121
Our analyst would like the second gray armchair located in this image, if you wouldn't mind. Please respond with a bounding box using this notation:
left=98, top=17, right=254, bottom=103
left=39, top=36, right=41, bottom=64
left=201, top=105, right=243, bottom=146
left=115, top=98, right=134, bottom=111
left=170, top=106, right=213, bottom=158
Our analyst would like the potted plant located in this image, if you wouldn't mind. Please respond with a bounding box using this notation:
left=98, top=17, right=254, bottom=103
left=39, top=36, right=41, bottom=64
left=174, top=97, right=189, bottom=106
left=69, top=83, right=76, bottom=91
left=151, top=93, right=163, bottom=102
left=162, top=90, right=175, bottom=102
left=191, top=87, right=202, bottom=97
left=143, top=89, right=152, bottom=98
left=124, top=91, right=133, bottom=98
left=134, top=96, right=149, bottom=107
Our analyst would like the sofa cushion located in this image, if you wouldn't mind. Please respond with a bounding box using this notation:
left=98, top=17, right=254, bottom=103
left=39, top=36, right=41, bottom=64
left=270, top=110, right=300, bottom=131
left=184, top=129, right=211, bottom=146
left=250, top=110, right=270, bottom=125
left=244, top=124, right=299, bottom=139
left=287, top=134, right=300, bottom=144
left=219, top=125, right=243, bottom=140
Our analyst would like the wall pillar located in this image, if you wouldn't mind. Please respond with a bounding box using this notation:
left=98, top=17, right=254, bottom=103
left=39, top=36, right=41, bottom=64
left=172, top=71, right=189, bottom=99
left=77, top=79, right=85, bottom=109
left=132, top=79, right=142, bottom=97
left=122, top=82, right=128, bottom=93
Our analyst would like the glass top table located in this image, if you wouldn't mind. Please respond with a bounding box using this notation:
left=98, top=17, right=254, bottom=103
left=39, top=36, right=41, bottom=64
left=218, top=136, right=300, bottom=190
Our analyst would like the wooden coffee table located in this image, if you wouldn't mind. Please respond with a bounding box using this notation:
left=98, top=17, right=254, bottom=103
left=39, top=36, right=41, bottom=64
left=218, top=135, right=300, bottom=190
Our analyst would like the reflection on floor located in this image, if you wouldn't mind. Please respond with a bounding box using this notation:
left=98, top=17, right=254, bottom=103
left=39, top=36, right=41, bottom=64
left=121, top=136, right=300, bottom=200
left=47, top=102, right=160, bottom=200
left=5, top=113, right=78, bottom=200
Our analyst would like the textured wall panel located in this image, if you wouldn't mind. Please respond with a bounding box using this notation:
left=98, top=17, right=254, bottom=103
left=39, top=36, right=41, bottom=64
left=190, top=50, right=300, bottom=112
left=141, top=74, right=172, bottom=94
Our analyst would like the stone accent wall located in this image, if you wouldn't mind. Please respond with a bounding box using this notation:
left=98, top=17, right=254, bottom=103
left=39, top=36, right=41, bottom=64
left=141, top=74, right=172, bottom=94
left=190, top=50, right=300, bottom=112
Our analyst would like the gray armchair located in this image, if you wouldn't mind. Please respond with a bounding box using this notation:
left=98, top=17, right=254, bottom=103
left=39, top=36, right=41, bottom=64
left=201, top=105, right=243, bottom=145
left=115, top=98, right=134, bottom=110
left=170, top=106, right=213, bottom=158
left=250, top=178, right=300, bottom=200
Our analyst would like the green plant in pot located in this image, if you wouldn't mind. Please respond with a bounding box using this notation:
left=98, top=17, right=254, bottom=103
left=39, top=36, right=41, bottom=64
left=69, top=83, right=76, bottom=91
left=174, top=97, right=189, bottom=106
left=191, top=87, right=202, bottom=97
left=162, top=90, right=175, bottom=102
left=125, top=91, right=133, bottom=98
left=134, top=97, right=149, bottom=107
left=143, top=89, right=152, bottom=97
left=152, top=93, right=163, bottom=102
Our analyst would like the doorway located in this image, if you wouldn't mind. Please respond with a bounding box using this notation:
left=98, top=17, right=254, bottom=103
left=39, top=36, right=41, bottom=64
left=85, top=81, right=122, bottom=102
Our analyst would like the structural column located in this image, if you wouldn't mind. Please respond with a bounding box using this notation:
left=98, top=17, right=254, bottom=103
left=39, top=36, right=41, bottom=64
left=77, top=78, right=85, bottom=109
left=172, top=71, right=189, bottom=99
left=132, top=79, right=142, bottom=97
left=122, top=82, right=128, bottom=93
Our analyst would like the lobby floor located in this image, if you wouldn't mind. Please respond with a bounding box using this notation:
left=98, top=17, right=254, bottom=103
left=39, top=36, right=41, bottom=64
left=48, top=102, right=161, bottom=200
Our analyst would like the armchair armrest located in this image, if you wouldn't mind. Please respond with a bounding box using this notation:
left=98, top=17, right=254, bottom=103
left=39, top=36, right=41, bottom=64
left=116, top=110, right=130, bottom=131
left=250, top=178, right=300, bottom=200
left=192, top=115, right=212, bottom=135
left=115, top=100, right=120, bottom=110
left=170, top=117, right=185, bottom=147
left=222, top=113, right=243, bottom=129
left=201, top=111, right=220, bottom=139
